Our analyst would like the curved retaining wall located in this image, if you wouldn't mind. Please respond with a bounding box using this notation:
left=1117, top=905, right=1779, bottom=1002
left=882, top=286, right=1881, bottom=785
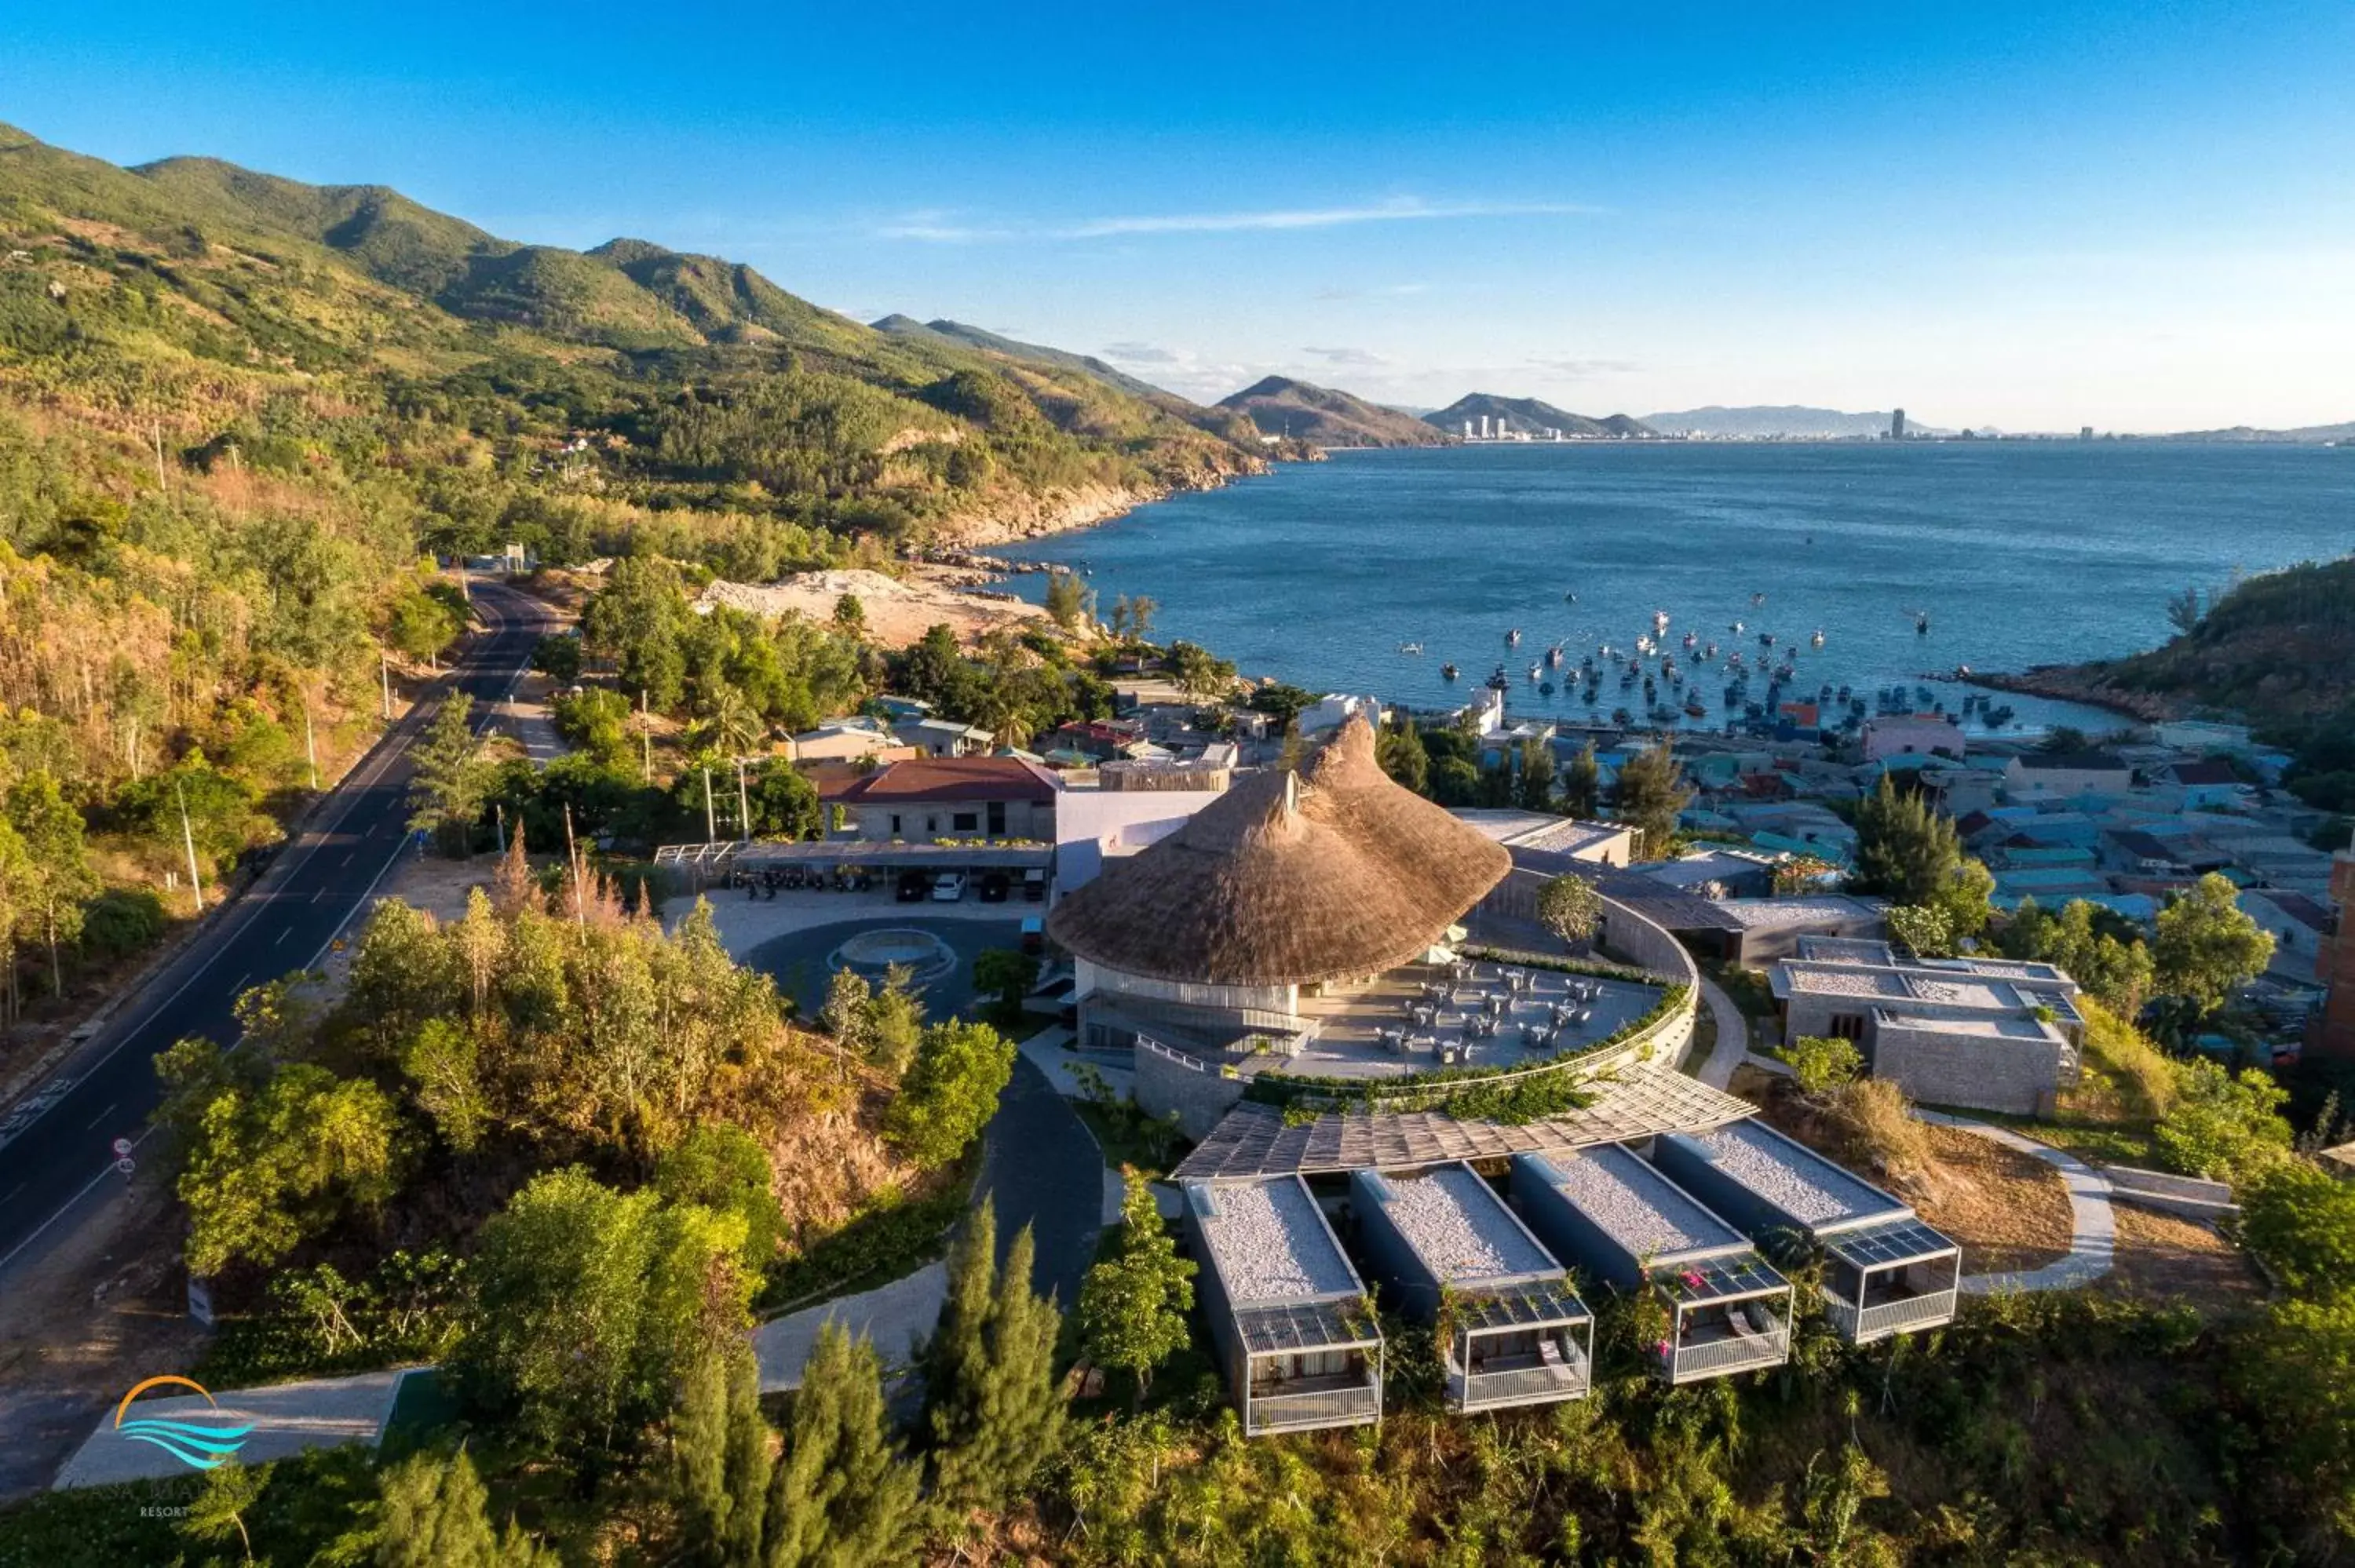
left=1131, top=881, right=1702, bottom=1131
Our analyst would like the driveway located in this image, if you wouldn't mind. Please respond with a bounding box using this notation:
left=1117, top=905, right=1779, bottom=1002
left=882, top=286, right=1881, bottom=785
left=740, top=914, right=1027, bottom=1023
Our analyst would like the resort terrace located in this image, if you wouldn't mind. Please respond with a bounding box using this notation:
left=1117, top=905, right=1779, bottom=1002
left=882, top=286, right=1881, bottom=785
left=1099, top=954, right=1664, bottom=1083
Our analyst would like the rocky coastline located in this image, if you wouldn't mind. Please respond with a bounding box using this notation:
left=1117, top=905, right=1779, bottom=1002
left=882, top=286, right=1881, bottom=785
left=1956, top=665, right=2183, bottom=723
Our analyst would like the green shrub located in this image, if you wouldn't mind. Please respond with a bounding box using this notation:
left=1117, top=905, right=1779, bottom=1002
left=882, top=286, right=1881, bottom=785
left=1778, top=1035, right=1864, bottom=1094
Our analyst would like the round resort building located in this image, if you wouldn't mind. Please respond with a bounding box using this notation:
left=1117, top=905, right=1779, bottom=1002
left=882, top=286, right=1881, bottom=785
left=1048, top=716, right=1518, bottom=1066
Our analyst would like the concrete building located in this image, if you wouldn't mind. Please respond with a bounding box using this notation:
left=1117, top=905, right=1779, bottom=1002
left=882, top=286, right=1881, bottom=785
left=1348, top=1164, right=1592, bottom=1413
left=1646, top=1121, right=1959, bottom=1344
left=2004, top=750, right=2134, bottom=804
left=783, top=717, right=905, bottom=764
left=1051, top=777, right=1227, bottom=896
left=831, top=756, right=1060, bottom=843
left=892, top=716, right=995, bottom=757
left=1298, top=693, right=1387, bottom=735
left=1508, top=1147, right=1792, bottom=1384
left=1183, top=1176, right=1385, bottom=1436
left=1769, top=938, right=2083, bottom=1115
left=1860, top=716, right=1964, bottom=763
left=1455, top=809, right=1637, bottom=871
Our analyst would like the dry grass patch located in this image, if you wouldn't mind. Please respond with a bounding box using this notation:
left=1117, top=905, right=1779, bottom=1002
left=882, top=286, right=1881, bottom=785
left=2103, top=1205, right=2266, bottom=1315
left=1732, top=1064, right=2076, bottom=1276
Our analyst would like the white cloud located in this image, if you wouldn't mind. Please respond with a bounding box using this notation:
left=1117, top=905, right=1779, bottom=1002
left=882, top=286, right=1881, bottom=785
left=1302, top=345, right=1388, bottom=366
left=874, top=199, right=1590, bottom=244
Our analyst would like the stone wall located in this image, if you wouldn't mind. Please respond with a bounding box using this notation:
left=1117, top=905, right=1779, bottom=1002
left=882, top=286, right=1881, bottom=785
left=1135, top=1037, right=1247, bottom=1140
left=1870, top=1020, right=2062, bottom=1117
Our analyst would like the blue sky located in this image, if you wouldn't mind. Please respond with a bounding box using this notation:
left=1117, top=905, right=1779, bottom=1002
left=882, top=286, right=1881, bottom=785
left=5, top=2, right=2352, bottom=429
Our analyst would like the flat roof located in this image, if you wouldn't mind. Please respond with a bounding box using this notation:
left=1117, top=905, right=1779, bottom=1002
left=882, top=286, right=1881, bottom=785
left=1364, top=1165, right=1554, bottom=1283
left=1714, top=896, right=1883, bottom=930
left=1674, top=1121, right=1909, bottom=1233
left=1877, top=1010, right=2060, bottom=1041
left=1188, top=1177, right=1361, bottom=1304
left=1523, top=1144, right=1747, bottom=1263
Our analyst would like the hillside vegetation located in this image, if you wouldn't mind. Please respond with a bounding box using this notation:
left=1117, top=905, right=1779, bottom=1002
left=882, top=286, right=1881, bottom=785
left=0, top=119, right=1262, bottom=1013
left=1423, top=390, right=1656, bottom=439
left=1216, top=374, right=1450, bottom=447
left=2018, top=554, right=2355, bottom=811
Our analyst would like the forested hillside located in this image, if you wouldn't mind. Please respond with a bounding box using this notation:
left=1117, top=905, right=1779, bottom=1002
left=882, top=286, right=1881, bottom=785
left=0, top=119, right=1264, bottom=1014
left=2005, top=555, right=2355, bottom=812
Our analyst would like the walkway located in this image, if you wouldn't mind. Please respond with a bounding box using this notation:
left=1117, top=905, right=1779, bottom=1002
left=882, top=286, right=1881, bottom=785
left=1692, top=975, right=1752, bottom=1089
left=754, top=1048, right=1106, bottom=1391
left=1916, top=1110, right=2118, bottom=1293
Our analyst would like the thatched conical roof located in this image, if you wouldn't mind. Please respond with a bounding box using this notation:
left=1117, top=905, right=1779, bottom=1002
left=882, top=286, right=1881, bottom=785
left=1047, top=716, right=1511, bottom=987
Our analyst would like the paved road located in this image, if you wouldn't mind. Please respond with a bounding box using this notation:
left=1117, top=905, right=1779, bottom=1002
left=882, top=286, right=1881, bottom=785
left=0, top=581, right=554, bottom=1277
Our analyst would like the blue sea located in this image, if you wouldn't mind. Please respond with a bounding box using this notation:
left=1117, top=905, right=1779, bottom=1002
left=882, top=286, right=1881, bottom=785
left=1008, top=443, right=2355, bottom=735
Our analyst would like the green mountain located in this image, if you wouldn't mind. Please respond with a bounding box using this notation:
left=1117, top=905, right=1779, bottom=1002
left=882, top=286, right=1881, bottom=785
left=1217, top=374, right=1451, bottom=447
left=0, top=121, right=1262, bottom=516
left=873, top=315, right=1170, bottom=399
left=1424, top=392, right=1657, bottom=439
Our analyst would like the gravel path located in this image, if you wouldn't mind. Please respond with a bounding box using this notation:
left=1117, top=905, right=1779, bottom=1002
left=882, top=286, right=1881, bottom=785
left=1201, top=1180, right=1356, bottom=1301
left=1915, top=1111, right=2116, bottom=1293
left=1381, top=1167, right=1551, bottom=1281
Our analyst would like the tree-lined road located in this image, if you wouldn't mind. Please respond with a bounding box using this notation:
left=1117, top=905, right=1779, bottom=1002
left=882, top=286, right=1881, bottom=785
left=0, top=582, right=555, bottom=1274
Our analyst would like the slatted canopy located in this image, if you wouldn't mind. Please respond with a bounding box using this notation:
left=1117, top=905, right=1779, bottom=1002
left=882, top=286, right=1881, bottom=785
left=1236, top=1300, right=1382, bottom=1357
left=1452, top=1280, right=1592, bottom=1336
left=1656, top=1253, right=1789, bottom=1307
left=1824, top=1216, right=1960, bottom=1272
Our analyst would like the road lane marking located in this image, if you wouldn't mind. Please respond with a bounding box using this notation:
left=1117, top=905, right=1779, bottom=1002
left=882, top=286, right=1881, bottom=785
left=84, top=1102, right=116, bottom=1131
left=229, top=972, right=250, bottom=994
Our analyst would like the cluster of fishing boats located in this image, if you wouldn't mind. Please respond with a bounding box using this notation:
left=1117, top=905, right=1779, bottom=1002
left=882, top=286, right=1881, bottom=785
left=1403, top=603, right=2010, bottom=735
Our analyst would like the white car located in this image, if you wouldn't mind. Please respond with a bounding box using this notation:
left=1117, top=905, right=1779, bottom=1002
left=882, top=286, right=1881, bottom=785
left=930, top=872, right=967, bottom=902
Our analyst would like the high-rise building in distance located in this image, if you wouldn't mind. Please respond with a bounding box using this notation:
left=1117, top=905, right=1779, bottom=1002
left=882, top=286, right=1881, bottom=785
left=1890, top=409, right=1908, bottom=440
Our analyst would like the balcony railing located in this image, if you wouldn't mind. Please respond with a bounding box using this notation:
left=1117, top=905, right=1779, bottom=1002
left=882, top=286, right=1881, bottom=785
left=1659, top=1323, right=1791, bottom=1384
left=1448, top=1355, right=1591, bottom=1411
left=1821, top=1288, right=1957, bottom=1344
left=1247, top=1380, right=1381, bottom=1433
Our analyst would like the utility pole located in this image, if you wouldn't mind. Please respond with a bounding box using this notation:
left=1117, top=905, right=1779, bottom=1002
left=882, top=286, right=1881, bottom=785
left=703, top=766, right=717, bottom=844
left=303, top=698, right=318, bottom=792
left=736, top=757, right=750, bottom=843
left=494, top=801, right=506, bottom=855
left=150, top=419, right=169, bottom=494
left=563, top=803, right=585, bottom=928
left=175, top=779, right=204, bottom=913
left=379, top=653, right=392, bottom=722
left=641, top=689, right=652, bottom=782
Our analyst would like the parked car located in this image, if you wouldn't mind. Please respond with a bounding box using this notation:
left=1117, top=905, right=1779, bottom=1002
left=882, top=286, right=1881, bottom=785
left=979, top=871, right=1010, bottom=903
left=1021, top=868, right=1047, bottom=902
left=896, top=870, right=929, bottom=903
left=1020, top=916, right=1044, bottom=955
left=931, top=871, right=967, bottom=902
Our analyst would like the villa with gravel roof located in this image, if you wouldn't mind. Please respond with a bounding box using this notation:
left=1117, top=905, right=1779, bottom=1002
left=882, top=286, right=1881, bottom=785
left=1349, top=1164, right=1593, bottom=1412
left=1183, top=1176, right=1385, bottom=1436
left=1509, top=1146, right=1793, bottom=1384
left=1649, top=1121, right=1961, bottom=1344
left=1769, top=937, right=2083, bottom=1116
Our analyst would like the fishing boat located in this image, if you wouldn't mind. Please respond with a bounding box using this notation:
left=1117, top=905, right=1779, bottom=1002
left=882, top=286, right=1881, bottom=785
left=1703, top=641, right=1719, bottom=660
left=1528, top=664, right=1543, bottom=681
left=1440, top=663, right=1459, bottom=681
left=1916, top=612, right=1932, bottom=635
left=1729, top=619, right=1745, bottom=635
left=1684, top=698, right=1707, bottom=719
left=1397, top=640, right=1423, bottom=655
left=1486, top=664, right=1512, bottom=691
left=1539, top=680, right=1554, bottom=696
left=1546, top=644, right=1564, bottom=667
left=1506, top=628, right=1523, bottom=647
left=1810, top=629, right=1826, bottom=648
left=1564, top=592, right=1578, bottom=603
left=1681, top=631, right=1698, bottom=649
left=1751, top=591, right=1767, bottom=606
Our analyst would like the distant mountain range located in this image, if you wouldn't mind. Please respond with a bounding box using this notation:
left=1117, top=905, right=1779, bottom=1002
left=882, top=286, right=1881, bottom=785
left=1216, top=376, right=1450, bottom=447
left=2164, top=420, right=2355, bottom=443
left=1641, top=404, right=1933, bottom=439
left=1423, top=393, right=1656, bottom=439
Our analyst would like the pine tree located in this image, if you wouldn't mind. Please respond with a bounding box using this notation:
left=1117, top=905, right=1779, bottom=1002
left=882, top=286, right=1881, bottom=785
left=1515, top=735, right=1557, bottom=811
left=1378, top=720, right=1429, bottom=796
left=1079, top=1168, right=1195, bottom=1406
left=372, top=1448, right=556, bottom=1567
left=926, top=1199, right=1067, bottom=1515
left=1560, top=742, right=1602, bottom=819
left=1850, top=775, right=1962, bottom=904
left=763, top=1324, right=923, bottom=1568
left=673, top=1347, right=773, bottom=1567
left=1609, top=742, right=1692, bottom=859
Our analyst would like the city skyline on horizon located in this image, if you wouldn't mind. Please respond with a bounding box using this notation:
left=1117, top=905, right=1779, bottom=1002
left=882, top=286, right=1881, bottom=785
left=5, top=1, right=2352, bottom=432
